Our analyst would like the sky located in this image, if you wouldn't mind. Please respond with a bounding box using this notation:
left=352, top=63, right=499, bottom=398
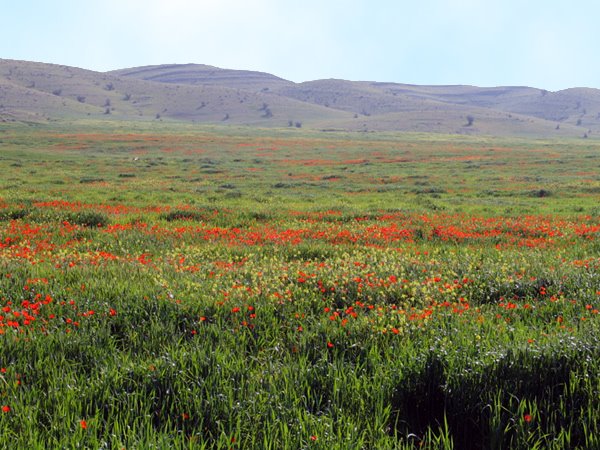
left=2, top=0, right=599, bottom=91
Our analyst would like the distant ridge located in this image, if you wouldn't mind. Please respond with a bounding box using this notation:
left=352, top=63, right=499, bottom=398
left=110, top=64, right=293, bottom=92
left=1, top=59, right=598, bottom=137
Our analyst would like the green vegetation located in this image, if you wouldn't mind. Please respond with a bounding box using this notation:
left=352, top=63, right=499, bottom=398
left=0, top=122, right=598, bottom=448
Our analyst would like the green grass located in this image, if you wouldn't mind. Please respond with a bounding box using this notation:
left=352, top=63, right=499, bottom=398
left=0, top=122, right=598, bottom=448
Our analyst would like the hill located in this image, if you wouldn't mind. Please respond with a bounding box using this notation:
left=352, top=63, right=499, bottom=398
left=0, top=59, right=350, bottom=127
left=110, top=64, right=293, bottom=92
left=1, top=59, right=598, bottom=137
left=273, top=80, right=599, bottom=134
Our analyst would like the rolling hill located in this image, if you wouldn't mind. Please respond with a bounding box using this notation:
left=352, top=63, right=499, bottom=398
left=110, top=64, right=293, bottom=92
left=0, top=59, right=351, bottom=127
left=1, top=59, right=599, bottom=137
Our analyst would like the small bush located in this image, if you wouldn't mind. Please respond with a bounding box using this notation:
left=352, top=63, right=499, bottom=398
left=0, top=208, right=30, bottom=221
left=64, top=211, right=110, bottom=227
left=530, top=189, right=552, bottom=198
left=80, top=177, right=105, bottom=184
left=411, top=187, right=447, bottom=195
left=162, top=210, right=204, bottom=222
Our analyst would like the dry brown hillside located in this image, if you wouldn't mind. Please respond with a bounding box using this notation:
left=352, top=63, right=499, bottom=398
left=1, top=59, right=598, bottom=137
left=0, top=59, right=350, bottom=127
left=110, top=64, right=293, bottom=92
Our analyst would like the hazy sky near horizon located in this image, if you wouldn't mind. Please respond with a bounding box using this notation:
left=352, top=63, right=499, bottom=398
left=2, top=0, right=599, bottom=91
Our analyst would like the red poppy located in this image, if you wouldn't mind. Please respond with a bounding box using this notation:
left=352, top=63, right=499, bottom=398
left=523, top=414, right=532, bottom=423
left=1, top=405, right=10, bottom=413
left=80, top=420, right=88, bottom=429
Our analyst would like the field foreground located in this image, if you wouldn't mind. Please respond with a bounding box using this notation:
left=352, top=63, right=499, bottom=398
left=0, top=124, right=599, bottom=449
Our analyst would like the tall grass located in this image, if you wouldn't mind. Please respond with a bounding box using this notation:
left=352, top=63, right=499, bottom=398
left=0, top=124, right=598, bottom=448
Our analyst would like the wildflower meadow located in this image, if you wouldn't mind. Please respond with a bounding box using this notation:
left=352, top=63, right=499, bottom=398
left=0, top=123, right=598, bottom=449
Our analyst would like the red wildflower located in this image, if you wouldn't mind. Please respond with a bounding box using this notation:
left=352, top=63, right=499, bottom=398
left=523, top=414, right=532, bottom=423
left=1, top=405, right=10, bottom=413
left=80, top=420, right=88, bottom=429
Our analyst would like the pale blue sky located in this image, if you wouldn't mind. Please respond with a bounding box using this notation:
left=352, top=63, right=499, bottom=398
left=2, top=0, right=599, bottom=90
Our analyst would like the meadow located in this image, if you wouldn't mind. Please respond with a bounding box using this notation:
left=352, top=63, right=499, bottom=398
left=0, top=122, right=598, bottom=449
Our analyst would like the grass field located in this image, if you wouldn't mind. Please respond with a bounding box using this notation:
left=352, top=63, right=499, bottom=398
left=0, top=122, right=599, bottom=449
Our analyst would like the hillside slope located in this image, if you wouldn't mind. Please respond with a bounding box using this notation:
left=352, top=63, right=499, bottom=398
left=275, top=80, right=600, bottom=132
left=114, top=65, right=600, bottom=135
left=0, top=59, right=350, bottom=126
left=1, top=59, right=598, bottom=137
left=110, top=64, right=293, bottom=92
